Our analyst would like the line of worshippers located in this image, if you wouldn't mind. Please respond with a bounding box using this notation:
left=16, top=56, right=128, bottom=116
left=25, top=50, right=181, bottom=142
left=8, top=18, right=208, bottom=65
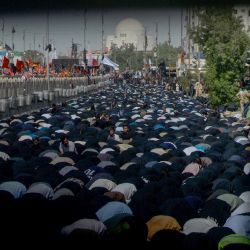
left=0, top=80, right=249, bottom=249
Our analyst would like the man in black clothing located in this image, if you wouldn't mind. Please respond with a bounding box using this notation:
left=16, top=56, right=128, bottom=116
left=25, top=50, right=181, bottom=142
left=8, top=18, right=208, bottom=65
left=120, top=124, right=133, bottom=143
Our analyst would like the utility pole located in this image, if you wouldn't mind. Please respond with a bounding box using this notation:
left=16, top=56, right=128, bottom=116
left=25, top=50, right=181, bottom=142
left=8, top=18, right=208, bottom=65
left=71, top=38, right=73, bottom=58
left=197, top=14, right=201, bottom=83
left=188, top=8, right=191, bottom=70
left=155, top=22, right=158, bottom=66
left=46, top=11, right=50, bottom=90
left=1, top=18, right=4, bottom=49
left=101, top=11, right=104, bottom=58
left=23, top=30, right=26, bottom=51
left=181, top=8, right=183, bottom=49
left=135, top=45, right=137, bottom=70
left=197, top=43, right=200, bottom=82
left=101, top=11, right=104, bottom=77
left=11, top=26, right=15, bottom=51
left=83, top=8, right=87, bottom=67
left=168, top=16, right=171, bottom=47
left=144, top=26, right=147, bottom=68
left=33, top=33, right=36, bottom=51
left=168, top=16, right=171, bottom=80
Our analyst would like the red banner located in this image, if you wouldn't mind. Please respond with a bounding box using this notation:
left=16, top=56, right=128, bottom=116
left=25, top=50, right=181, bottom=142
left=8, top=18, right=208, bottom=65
left=2, top=56, right=9, bottom=68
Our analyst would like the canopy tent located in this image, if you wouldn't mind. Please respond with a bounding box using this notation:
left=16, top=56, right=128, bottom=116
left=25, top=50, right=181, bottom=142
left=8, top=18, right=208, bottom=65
left=101, top=56, right=119, bottom=70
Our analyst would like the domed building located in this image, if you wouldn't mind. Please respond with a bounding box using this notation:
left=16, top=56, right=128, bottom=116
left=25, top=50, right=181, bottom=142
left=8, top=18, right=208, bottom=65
left=106, top=18, right=153, bottom=51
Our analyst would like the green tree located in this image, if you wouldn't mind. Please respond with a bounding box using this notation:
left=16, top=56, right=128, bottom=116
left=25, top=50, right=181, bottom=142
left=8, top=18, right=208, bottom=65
left=179, top=70, right=194, bottom=93
left=189, top=7, right=250, bottom=108
left=109, top=42, right=181, bottom=71
left=110, top=43, right=144, bottom=71
left=157, top=42, right=182, bottom=65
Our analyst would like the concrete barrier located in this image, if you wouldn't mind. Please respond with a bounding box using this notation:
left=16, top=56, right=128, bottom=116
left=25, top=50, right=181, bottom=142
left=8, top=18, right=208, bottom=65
left=0, top=75, right=111, bottom=118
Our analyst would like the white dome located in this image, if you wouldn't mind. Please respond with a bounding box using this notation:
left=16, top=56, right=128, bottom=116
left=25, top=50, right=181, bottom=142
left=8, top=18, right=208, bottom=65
left=115, top=18, right=144, bottom=35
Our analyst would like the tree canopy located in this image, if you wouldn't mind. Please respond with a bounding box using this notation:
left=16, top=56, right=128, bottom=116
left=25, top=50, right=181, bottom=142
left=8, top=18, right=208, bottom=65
left=109, top=42, right=181, bottom=71
left=189, top=7, right=250, bottom=108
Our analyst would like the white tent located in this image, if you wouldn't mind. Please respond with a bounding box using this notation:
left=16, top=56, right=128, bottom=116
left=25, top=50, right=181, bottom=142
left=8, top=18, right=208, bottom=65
left=101, top=56, right=119, bottom=70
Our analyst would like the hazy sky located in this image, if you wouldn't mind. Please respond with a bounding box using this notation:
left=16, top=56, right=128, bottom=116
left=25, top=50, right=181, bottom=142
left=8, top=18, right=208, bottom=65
left=1, top=8, right=185, bottom=55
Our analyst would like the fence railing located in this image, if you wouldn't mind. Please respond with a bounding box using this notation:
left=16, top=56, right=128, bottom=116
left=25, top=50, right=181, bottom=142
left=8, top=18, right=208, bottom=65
left=0, top=75, right=111, bottom=118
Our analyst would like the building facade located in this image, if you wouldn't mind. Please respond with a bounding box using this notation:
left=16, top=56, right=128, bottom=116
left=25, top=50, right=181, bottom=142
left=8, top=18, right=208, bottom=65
left=233, top=5, right=250, bottom=35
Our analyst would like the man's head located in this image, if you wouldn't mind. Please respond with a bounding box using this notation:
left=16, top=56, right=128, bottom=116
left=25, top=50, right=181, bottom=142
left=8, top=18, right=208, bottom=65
left=109, top=126, right=116, bottom=135
left=33, top=137, right=40, bottom=146
left=61, top=135, right=69, bottom=146
left=123, top=124, right=130, bottom=134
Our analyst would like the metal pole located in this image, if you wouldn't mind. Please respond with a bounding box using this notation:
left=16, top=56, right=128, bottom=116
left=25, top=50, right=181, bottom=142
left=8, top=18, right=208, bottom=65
left=155, top=22, right=158, bottom=66
left=144, top=26, right=147, bottom=68
left=12, top=28, right=14, bottom=51
left=42, top=36, right=45, bottom=51
left=33, top=33, right=36, bottom=51
left=101, top=11, right=104, bottom=78
left=46, top=11, right=50, bottom=90
left=168, top=16, right=171, bottom=47
left=101, top=11, right=104, bottom=56
left=188, top=8, right=191, bottom=70
left=83, top=9, right=87, bottom=67
left=2, top=18, right=4, bottom=48
left=83, top=9, right=87, bottom=51
left=23, top=30, right=26, bottom=51
left=197, top=15, right=201, bottom=83
left=181, top=8, right=183, bottom=48
left=198, top=46, right=201, bottom=83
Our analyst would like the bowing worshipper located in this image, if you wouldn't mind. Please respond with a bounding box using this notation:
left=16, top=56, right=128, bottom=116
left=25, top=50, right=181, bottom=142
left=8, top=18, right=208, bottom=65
left=146, top=215, right=181, bottom=241
left=59, top=134, right=77, bottom=155
left=94, top=113, right=112, bottom=129
left=51, top=103, right=59, bottom=115
left=1, top=74, right=250, bottom=246
left=218, top=234, right=250, bottom=250
left=182, top=158, right=204, bottom=176
left=30, top=137, right=44, bottom=156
